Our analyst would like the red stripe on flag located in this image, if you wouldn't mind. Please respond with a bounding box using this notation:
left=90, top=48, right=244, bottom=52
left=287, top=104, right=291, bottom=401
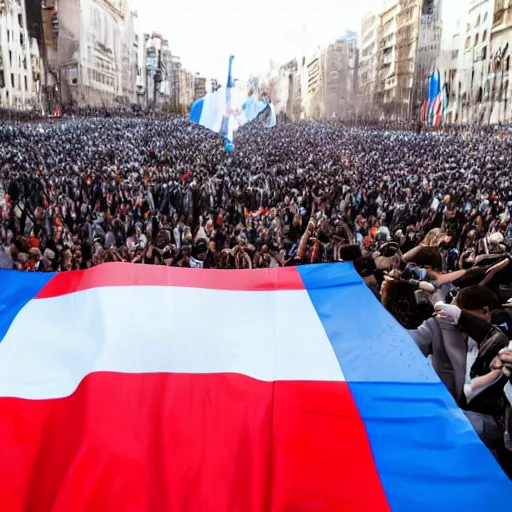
left=36, top=263, right=305, bottom=298
left=0, top=373, right=390, bottom=512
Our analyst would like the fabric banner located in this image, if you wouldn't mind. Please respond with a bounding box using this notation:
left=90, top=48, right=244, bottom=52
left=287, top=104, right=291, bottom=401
left=0, top=263, right=510, bottom=511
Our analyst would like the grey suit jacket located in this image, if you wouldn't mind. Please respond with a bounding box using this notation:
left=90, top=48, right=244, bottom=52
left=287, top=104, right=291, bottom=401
left=410, top=318, right=467, bottom=406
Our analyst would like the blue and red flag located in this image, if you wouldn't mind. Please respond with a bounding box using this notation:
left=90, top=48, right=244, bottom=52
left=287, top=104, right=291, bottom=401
left=0, top=263, right=509, bottom=511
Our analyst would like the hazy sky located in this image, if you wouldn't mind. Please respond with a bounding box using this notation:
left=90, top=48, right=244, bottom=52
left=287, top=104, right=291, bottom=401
left=133, top=0, right=463, bottom=79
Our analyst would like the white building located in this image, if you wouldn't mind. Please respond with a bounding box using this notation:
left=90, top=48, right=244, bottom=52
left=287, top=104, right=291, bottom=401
left=488, top=0, right=512, bottom=123
left=0, top=0, right=38, bottom=109
left=43, top=0, right=135, bottom=106
left=458, top=0, right=495, bottom=123
left=359, top=12, right=380, bottom=119
left=324, top=32, right=358, bottom=120
left=120, top=8, right=138, bottom=103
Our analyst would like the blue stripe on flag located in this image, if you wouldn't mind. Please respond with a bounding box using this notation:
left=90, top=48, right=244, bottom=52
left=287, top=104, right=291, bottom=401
left=297, top=263, right=435, bottom=383
left=297, top=263, right=512, bottom=511
left=0, top=270, right=55, bottom=342
left=189, top=98, right=204, bottom=124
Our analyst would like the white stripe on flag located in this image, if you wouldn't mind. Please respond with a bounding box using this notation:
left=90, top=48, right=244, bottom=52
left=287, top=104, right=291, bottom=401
left=0, top=287, right=345, bottom=400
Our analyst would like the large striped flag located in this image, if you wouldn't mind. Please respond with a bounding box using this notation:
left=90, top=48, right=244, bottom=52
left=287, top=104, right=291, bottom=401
left=0, top=263, right=510, bottom=511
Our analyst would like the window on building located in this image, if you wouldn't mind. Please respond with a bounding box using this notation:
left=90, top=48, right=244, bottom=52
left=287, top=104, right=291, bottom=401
left=474, top=34, right=479, bottom=47
left=476, top=15, right=481, bottom=26
left=482, top=46, right=487, bottom=60
left=506, top=56, right=511, bottom=72
left=10, top=74, right=14, bottom=88
left=24, top=76, right=27, bottom=91
left=465, top=36, right=471, bottom=49
left=482, top=30, right=487, bottom=41
left=18, top=13, right=22, bottom=27
left=8, top=51, right=12, bottom=66
left=6, top=30, right=9, bottom=43
left=483, top=12, right=488, bottom=22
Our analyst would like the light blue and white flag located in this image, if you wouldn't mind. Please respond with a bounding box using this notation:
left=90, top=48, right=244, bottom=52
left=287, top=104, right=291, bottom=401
left=189, top=56, right=275, bottom=151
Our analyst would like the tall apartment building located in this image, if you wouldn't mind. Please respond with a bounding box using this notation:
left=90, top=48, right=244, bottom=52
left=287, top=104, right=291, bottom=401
left=411, top=0, right=442, bottom=117
left=144, top=33, right=173, bottom=106
left=193, top=74, right=206, bottom=100
left=120, top=9, right=138, bottom=104
left=305, top=52, right=324, bottom=119
left=275, top=57, right=301, bottom=120
left=377, top=0, right=442, bottom=120
left=359, top=12, right=381, bottom=118
left=324, top=31, right=358, bottom=119
left=489, top=0, right=512, bottom=122
left=179, top=67, right=194, bottom=108
left=169, top=55, right=181, bottom=110
left=378, top=0, right=401, bottom=115
left=38, top=0, right=137, bottom=107
left=0, top=0, right=39, bottom=109
left=453, top=0, right=494, bottom=124
left=436, top=20, right=462, bottom=124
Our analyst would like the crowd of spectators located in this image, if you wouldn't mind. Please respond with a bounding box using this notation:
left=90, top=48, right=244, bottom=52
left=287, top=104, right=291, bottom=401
left=1, top=114, right=512, bottom=476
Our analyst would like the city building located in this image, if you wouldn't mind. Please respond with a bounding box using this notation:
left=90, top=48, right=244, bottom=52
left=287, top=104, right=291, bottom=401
left=304, top=51, right=324, bottom=119
left=359, top=12, right=381, bottom=119
left=144, top=33, right=173, bottom=106
left=378, top=0, right=440, bottom=120
left=324, top=31, right=358, bottom=120
left=169, top=55, right=181, bottom=110
left=0, top=0, right=39, bottom=109
left=436, top=24, right=462, bottom=124
left=194, top=74, right=206, bottom=100
left=179, top=67, right=194, bottom=109
left=37, top=0, right=138, bottom=107
left=411, top=1, right=442, bottom=118
left=120, top=8, right=138, bottom=104
left=453, top=0, right=495, bottom=123
left=489, top=0, right=512, bottom=122
left=275, top=57, right=301, bottom=120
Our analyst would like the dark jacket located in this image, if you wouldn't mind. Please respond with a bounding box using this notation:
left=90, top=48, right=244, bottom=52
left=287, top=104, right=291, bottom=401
left=410, top=311, right=509, bottom=412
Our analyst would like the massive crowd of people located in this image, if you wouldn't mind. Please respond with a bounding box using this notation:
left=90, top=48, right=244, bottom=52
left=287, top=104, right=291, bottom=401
left=1, top=114, right=512, bottom=476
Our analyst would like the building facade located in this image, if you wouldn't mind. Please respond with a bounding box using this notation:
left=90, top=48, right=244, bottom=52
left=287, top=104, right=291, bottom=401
left=359, top=12, right=381, bottom=119
left=454, top=0, right=495, bottom=123
left=275, top=57, right=301, bottom=120
left=178, top=67, right=194, bottom=109
left=488, top=0, right=512, bottom=122
left=193, top=74, right=206, bottom=100
left=435, top=0, right=512, bottom=124
left=411, top=1, right=442, bottom=117
left=0, top=0, right=39, bottom=109
left=324, top=32, right=358, bottom=120
left=39, top=0, right=136, bottom=107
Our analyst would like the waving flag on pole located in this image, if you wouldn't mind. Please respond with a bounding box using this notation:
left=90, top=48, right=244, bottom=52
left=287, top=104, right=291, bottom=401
left=0, top=263, right=510, bottom=511
left=427, top=67, right=442, bottom=126
left=189, top=56, right=275, bottom=151
left=420, top=100, right=429, bottom=123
